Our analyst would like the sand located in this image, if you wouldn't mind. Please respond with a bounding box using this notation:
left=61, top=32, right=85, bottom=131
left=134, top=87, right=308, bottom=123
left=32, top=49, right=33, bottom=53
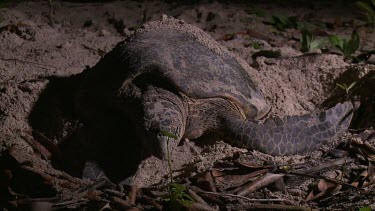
left=0, top=0, right=374, bottom=209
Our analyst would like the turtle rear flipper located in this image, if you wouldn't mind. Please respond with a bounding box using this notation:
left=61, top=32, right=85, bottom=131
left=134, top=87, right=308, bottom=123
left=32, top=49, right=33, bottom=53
left=227, top=102, right=354, bottom=156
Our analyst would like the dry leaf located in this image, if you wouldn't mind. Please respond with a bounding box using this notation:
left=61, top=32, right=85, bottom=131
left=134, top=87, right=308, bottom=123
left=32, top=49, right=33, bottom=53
left=236, top=173, right=284, bottom=196
left=318, top=179, right=329, bottom=192
left=305, top=190, right=315, bottom=201
left=368, top=162, right=374, bottom=180
left=237, top=161, right=273, bottom=169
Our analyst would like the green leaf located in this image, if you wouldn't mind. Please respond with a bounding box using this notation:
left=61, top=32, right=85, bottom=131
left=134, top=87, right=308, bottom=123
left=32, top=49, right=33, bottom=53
left=359, top=206, right=372, bottom=211
left=345, top=31, right=360, bottom=57
left=249, top=42, right=262, bottom=49
left=270, top=15, right=298, bottom=31
left=300, top=30, right=313, bottom=52
left=336, top=83, right=347, bottom=90
left=162, top=194, right=172, bottom=202
left=300, top=30, right=327, bottom=53
left=328, top=31, right=360, bottom=58
left=254, top=9, right=266, bottom=17
left=336, top=82, right=357, bottom=94
left=160, top=130, right=178, bottom=139
left=179, top=198, right=193, bottom=206
left=162, top=183, right=194, bottom=207
left=170, top=183, right=186, bottom=193
left=245, top=8, right=266, bottom=17
left=310, top=38, right=327, bottom=50
left=356, top=1, right=375, bottom=15
left=355, top=1, right=375, bottom=26
left=347, top=81, right=357, bottom=91
left=328, top=35, right=344, bottom=51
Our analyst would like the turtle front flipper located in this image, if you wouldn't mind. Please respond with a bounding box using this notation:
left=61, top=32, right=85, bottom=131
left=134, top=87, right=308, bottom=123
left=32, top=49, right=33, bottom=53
left=142, top=86, right=187, bottom=159
left=226, top=102, right=354, bottom=156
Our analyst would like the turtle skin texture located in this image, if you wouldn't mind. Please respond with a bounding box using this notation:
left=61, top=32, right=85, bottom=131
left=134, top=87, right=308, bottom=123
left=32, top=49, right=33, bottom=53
left=75, top=17, right=353, bottom=160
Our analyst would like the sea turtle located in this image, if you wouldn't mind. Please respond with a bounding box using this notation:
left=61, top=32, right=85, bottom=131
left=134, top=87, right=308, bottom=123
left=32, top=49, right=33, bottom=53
left=76, top=16, right=353, bottom=160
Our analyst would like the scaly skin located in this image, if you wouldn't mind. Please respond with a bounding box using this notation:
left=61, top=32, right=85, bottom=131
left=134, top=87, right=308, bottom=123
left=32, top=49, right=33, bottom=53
left=226, top=102, right=353, bottom=155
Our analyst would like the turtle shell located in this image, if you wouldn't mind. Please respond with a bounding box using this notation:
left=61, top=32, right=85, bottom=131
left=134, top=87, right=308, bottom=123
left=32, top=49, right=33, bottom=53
left=120, top=24, right=269, bottom=120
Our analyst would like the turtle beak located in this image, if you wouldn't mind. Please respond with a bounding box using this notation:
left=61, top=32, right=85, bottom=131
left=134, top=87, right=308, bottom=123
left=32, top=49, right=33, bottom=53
left=254, top=104, right=271, bottom=120
left=243, top=103, right=271, bottom=121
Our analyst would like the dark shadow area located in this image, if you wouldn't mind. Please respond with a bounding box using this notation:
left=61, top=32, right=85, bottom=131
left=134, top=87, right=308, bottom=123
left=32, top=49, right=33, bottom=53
left=28, top=58, right=146, bottom=183
left=323, top=68, right=375, bottom=130
left=0, top=151, right=56, bottom=198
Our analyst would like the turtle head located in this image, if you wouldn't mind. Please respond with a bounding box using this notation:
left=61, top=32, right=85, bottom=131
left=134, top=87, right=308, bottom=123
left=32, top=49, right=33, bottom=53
left=243, top=103, right=271, bottom=120
left=243, top=93, right=271, bottom=120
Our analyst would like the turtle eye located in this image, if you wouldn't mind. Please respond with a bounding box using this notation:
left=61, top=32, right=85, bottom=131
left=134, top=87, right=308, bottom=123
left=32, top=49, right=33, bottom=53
left=244, top=104, right=258, bottom=119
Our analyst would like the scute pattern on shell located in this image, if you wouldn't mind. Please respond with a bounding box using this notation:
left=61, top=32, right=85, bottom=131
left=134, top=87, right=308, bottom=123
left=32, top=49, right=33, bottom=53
left=120, top=16, right=269, bottom=119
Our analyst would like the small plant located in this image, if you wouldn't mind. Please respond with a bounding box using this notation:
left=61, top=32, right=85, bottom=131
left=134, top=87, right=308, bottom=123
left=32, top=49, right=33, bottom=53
left=248, top=41, right=263, bottom=49
left=269, top=15, right=298, bottom=31
left=355, top=0, right=375, bottom=27
left=244, top=8, right=266, bottom=17
left=328, top=31, right=360, bottom=59
left=266, top=14, right=329, bottom=32
left=336, top=82, right=357, bottom=95
left=358, top=206, right=372, bottom=211
left=160, top=130, right=194, bottom=209
left=162, top=183, right=194, bottom=209
left=0, top=0, right=9, bottom=8
left=240, top=17, right=253, bottom=23
left=160, top=130, right=178, bottom=183
left=300, top=30, right=327, bottom=53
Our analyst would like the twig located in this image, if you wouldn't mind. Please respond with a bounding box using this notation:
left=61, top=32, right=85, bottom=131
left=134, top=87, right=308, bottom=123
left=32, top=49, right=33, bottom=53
left=350, top=138, right=375, bottom=154
left=82, top=44, right=107, bottom=56
left=189, top=186, right=224, bottom=205
left=30, top=130, right=59, bottom=155
left=141, top=195, right=163, bottom=210
left=231, top=169, right=269, bottom=189
left=294, top=158, right=354, bottom=175
left=142, top=9, right=148, bottom=24
left=239, top=203, right=318, bottom=211
left=20, top=133, right=52, bottom=160
left=73, top=178, right=108, bottom=198
left=190, top=202, right=216, bottom=211
left=21, top=165, right=84, bottom=194
left=287, top=172, right=360, bottom=190
left=14, top=197, right=60, bottom=205
left=188, top=188, right=211, bottom=207
left=206, top=171, right=217, bottom=192
left=128, top=185, right=138, bottom=205
left=57, top=171, right=83, bottom=185
left=103, top=189, right=126, bottom=198
left=197, top=190, right=288, bottom=203
left=48, top=0, right=55, bottom=26
left=111, top=196, right=131, bottom=209
left=19, top=160, right=84, bottom=186
left=53, top=198, right=89, bottom=208
left=21, top=166, right=55, bottom=182
left=0, top=56, right=58, bottom=70
left=54, top=179, right=110, bottom=208
left=235, top=173, right=284, bottom=196
left=166, top=136, right=173, bottom=184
